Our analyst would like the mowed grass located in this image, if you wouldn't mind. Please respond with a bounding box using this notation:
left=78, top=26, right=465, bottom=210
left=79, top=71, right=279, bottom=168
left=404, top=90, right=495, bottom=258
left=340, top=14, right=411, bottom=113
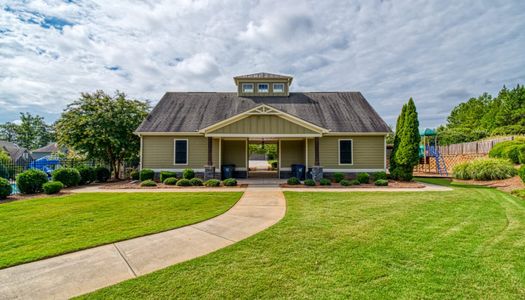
left=0, top=192, right=242, bottom=269
left=82, top=179, right=525, bottom=299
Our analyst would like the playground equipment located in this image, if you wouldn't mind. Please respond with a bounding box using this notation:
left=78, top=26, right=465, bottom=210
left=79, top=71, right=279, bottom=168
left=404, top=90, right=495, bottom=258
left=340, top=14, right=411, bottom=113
left=28, top=155, right=61, bottom=176
left=418, top=128, right=448, bottom=176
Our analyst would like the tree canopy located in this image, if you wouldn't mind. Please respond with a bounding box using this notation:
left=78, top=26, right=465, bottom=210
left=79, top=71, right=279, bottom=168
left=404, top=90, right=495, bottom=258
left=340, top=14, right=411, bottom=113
left=0, top=113, right=54, bottom=150
left=55, top=91, right=149, bottom=179
left=438, top=84, right=525, bottom=144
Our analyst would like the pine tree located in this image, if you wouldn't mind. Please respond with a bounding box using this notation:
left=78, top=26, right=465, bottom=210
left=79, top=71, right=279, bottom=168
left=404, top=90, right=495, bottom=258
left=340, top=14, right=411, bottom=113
left=395, top=98, right=421, bottom=180
left=389, top=104, right=407, bottom=175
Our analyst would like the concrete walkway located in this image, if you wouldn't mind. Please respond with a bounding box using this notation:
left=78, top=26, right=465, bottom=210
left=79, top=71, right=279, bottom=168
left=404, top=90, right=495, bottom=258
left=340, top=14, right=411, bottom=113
left=0, top=187, right=286, bottom=300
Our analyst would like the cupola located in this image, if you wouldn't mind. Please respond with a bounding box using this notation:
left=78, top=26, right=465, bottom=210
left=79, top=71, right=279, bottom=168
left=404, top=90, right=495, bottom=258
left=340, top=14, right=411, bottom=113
left=234, top=72, right=293, bottom=97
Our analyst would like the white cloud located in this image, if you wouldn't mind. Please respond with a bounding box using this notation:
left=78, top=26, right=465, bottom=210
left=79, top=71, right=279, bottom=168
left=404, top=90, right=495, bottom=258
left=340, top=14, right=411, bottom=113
left=0, top=0, right=524, bottom=127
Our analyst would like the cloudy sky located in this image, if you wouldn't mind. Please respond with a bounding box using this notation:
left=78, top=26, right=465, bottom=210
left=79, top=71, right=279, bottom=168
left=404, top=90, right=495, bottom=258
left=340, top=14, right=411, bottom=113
left=1, top=0, right=524, bottom=127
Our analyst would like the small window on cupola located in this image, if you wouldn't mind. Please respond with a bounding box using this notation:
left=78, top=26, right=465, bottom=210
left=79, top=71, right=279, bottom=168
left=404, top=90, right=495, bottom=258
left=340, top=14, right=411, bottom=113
left=242, top=83, right=254, bottom=93
left=273, top=83, right=284, bottom=93
left=258, top=83, right=269, bottom=93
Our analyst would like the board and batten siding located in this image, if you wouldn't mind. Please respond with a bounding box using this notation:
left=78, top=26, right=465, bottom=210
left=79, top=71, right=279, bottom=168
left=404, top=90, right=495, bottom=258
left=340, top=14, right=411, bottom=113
left=307, top=136, right=385, bottom=171
left=209, top=115, right=317, bottom=135
left=221, top=140, right=247, bottom=169
left=142, top=136, right=219, bottom=170
left=280, top=140, right=305, bottom=169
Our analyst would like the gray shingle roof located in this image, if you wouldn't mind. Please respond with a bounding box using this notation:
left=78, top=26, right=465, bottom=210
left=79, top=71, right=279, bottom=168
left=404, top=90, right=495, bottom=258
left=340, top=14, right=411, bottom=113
left=32, top=143, right=58, bottom=153
left=136, top=92, right=390, bottom=133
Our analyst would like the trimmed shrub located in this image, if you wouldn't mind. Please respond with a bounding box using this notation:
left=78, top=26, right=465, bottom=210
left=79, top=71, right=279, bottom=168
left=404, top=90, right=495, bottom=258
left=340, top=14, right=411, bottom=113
left=163, top=177, right=178, bottom=185
left=332, top=172, right=345, bottom=183
left=182, top=168, right=195, bottom=180
left=319, top=178, right=331, bottom=186
left=130, top=170, right=140, bottom=180
left=190, top=178, right=203, bottom=186
left=271, top=161, right=278, bottom=169
left=357, top=173, right=370, bottom=184
left=95, top=167, right=111, bottom=183
left=16, top=169, right=48, bottom=194
left=373, top=171, right=388, bottom=181
left=176, top=178, right=192, bottom=186
left=140, top=169, right=155, bottom=181
left=350, top=179, right=361, bottom=185
left=390, top=166, right=413, bottom=181
left=223, top=178, right=237, bottom=186
left=489, top=139, right=525, bottom=164
left=453, top=162, right=471, bottom=180
left=160, top=171, right=177, bottom=182
left=287, top=177, right=300, bottom=185
left=339, top=179, right=350, bottom=186
left=76, top=166, right=96, bottom=185
left=43, top=181, right=64, bottom=194
left=304, top=179, right=316, bottom=186
left=204, top=179, right=221, bottom=187
left=0, top=177, right=11, bottom=199
left=140, top=180, right=157, bottom=187
left=519, top=165, right=525, bottom=183
left=453, top=158, right=517, bottom=181
left=375, top=179, right=389, bottom=186
left=52, top=168, right=81, bottom=187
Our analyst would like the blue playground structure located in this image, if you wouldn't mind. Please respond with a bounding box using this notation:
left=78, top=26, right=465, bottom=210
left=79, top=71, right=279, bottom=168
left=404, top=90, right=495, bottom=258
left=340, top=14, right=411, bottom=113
left=418, top=128, right=448, bottom=176
left=28, top=155, right=61, bottom=176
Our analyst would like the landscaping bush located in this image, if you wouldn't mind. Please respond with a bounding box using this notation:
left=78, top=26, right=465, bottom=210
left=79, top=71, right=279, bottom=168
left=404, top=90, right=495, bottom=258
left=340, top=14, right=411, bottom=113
left=140, top=169, right=155, bottom=181
left=453, top=158, right=517, bottom=181
left=160, top=171, right=177, bottom=182
left=287, top=177, right=300, bottom=185
left=176, top=178, right=192, bottom=186
left=0, top=177, right=12, bottom=199
left=319, top=178, right=331, bottom=186
left=76, top=166, right=96, bottom=185
left=190, top=178, right=203, bottom=186
left=223, top=178, right=237, bottom=186
left=140, top=179, right=157, bottom=187
left=182, top=168, right=195, bottom=180
left=271, top=161, right=278, bottom=169
left=339, top=179, right=350, bottom=186
left=304, top=179, right=316, bottom=186
left=519, top=165, right=525, bottom=183
left=332, top=172, right=345, bottom=183
left=489, top=139, right=525, bottom=164
left=52, top=168, right=81, bottom=187
left=204, top=179, right=221, bottom=187
left=375, top=179, right=389, bottom=186
left=130, top=170, right=140, bottom=180
left=16, top=169, right=48, bottom=194
left=43, top=181, right=64, bottom=194
left=373, top=171, right=388, bottom=181
left=453, top=162, right=471, bottom=180
left=357, top=173, right=370, bottom=184
left=390, top=166, right=413, bottom=181
left=163, top=177, right=178, bottom=185
left=350, top=179, right=361, bottom=185
left=95, top=167, right=111, bottom=182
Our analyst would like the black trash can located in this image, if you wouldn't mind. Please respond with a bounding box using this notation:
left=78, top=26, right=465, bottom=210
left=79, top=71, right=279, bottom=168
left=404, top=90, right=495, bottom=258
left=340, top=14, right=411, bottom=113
left=221, top=164, right=235, bottom=180
left=291, top=164, right=306, bottom=180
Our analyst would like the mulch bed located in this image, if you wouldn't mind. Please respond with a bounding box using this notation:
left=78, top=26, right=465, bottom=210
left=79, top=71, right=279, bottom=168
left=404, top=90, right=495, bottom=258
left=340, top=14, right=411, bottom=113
left=280, top=180, right=425, bottom=189
left=453, top=176, right=525, bottom=193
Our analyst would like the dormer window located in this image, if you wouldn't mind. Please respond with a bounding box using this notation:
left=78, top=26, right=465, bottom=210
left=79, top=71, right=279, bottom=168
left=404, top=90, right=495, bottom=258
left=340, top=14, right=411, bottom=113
left=242, top=83, right=254, bottom=93
left=273, top=83, right=284, bottom=93
left=258, top=83, right=269, bottom=93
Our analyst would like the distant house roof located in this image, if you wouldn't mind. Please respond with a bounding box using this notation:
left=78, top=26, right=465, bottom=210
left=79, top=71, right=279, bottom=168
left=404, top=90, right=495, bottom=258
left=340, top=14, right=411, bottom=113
left=136, top=92, right=390, bottom=133
left=0, top=141, right=32, bottom=162
left=32, top=143, right=59, bottom=153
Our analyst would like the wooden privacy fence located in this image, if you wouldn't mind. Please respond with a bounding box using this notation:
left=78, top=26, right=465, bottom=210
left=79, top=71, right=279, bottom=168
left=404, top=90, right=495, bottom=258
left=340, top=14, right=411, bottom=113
left=437, top=136, right=518, bottom=155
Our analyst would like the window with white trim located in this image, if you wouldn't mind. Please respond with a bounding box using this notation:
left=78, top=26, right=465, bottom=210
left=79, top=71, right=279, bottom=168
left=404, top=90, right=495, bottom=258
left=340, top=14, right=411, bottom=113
left=258, top=83, right=269, bottom=93
left=174, top=139, right=188, bottom=165
left=273, top=83, right=284, bottom=93
left=339, top=140, right=353, bottom=164
left=242, top=83, right=254, bottom=93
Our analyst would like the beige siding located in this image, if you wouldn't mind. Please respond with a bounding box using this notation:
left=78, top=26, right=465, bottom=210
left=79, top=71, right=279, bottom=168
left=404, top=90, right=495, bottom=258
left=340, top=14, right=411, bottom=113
left=317, top=136, right=385, bottom=170
left=221, top=140, right=246, bottom=169
left=280, top=140, right=305, bottom=168
left=142, top=136, right=219, bottom=170
left=210, top=115, right=317, bottom=135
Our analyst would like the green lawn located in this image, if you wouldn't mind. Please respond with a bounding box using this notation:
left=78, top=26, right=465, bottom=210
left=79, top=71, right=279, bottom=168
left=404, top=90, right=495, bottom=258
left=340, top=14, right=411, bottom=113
left=82, top=179, right=525, bottom=299
left=0, top=192, right=242, bottom=269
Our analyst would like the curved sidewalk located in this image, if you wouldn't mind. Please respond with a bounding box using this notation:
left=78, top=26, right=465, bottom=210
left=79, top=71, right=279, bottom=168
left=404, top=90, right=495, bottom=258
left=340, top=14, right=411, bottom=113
left=0, top=187, right=286, bottom=300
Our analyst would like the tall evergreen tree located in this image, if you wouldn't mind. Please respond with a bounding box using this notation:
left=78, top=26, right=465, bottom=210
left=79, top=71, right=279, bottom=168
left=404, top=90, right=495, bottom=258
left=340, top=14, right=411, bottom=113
left=394, top=98, right=421, bottom=180
left=389, top=104, right=407, bottom=175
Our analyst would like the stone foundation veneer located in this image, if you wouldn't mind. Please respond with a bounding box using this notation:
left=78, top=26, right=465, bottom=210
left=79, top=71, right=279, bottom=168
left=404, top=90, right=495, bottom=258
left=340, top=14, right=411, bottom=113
left=311, top=166, right=323, bottom=181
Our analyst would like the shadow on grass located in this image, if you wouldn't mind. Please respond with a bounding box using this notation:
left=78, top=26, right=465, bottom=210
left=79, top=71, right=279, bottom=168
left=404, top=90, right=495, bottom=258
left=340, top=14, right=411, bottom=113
left=414, top=177, right=493, bottom=190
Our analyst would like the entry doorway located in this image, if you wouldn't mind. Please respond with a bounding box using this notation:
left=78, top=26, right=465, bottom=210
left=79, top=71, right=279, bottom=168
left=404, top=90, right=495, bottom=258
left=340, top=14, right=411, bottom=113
left=248, top=139, right=278, bottom=178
